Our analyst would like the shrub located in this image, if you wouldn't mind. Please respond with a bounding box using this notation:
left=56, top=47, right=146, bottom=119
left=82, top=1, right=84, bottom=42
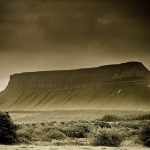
left=78, top=120, right=89, bottom=123
left=65, top=121, right=78, bottom=126
left=42, top=126, right=60, bottom=132
left=101, top=115, right=120, bottom=122
left=134, top=114, right=150, bottom=121
left=47, top=121, right=57, bottom=126
left=43, top=130, right=66, bottom=141
left=40, top=122, right=45, bottom=126
left=60, top=121, right=65, bottom=125
left=140, top=126, right=150, bottom=147
left=17, top=129, right=32, bottom=143
left=0, top=112, right=17, bottom=144
left=120, top=121, right=140, bottom=129
left=94, top=120, right=111, bottom=128
left=62, top=123, right=91, bottom=138
left=92, top=129, right=124, bottom=147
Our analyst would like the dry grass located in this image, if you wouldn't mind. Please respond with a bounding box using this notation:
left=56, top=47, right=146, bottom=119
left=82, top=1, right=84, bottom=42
left=0, top=145, right=149, bottom=150
left=9, top=110, right=147, bottom=123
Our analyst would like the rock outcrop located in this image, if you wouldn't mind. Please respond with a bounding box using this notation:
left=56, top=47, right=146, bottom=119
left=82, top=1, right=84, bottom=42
left=0, top=61, right=150, bottom=110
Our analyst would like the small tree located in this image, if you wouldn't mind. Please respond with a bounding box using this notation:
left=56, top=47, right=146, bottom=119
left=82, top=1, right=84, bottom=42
left=140, top=126, right=150, bottom=147
left=0, top=112, right=17, bottom=144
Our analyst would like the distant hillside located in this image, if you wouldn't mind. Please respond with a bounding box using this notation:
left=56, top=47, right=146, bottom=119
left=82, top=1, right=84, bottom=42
left=0, top=61, right=150, bottom=111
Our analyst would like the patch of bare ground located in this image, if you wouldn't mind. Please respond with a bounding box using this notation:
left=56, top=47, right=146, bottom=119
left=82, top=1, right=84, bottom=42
left=0, top=145, right=149, bottom=150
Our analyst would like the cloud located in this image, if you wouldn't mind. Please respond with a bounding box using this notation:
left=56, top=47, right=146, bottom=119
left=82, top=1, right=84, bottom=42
left=0, top=0, right=149, bottom=51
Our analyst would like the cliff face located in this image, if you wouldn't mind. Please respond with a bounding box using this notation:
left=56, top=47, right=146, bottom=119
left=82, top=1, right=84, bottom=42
left=0, top=61, right=150, bottom=110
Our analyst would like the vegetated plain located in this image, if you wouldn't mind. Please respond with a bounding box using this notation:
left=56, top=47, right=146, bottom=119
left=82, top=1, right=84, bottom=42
left=0, top=110, right=149, bottom=150
left=10, top=110, right=148, bottom=123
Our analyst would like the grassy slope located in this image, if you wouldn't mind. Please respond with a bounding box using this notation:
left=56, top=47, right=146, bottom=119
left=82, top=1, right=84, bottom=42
left=1, top=84, right=150, bottom=111
left=0, top=62, right=150, bottom=110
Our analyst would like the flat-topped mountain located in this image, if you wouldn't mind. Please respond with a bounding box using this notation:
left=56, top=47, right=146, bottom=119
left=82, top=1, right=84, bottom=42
left=0, top=61, right=150, bottom=110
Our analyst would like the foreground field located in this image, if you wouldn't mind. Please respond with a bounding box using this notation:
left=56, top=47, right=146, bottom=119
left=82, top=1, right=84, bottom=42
left=0, top=145, right=149, bottom=150
left=1, top=110, right=150, bottom=150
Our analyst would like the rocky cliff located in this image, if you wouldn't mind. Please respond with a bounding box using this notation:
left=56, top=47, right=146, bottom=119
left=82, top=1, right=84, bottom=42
left=0, top=61, right=150, bottom=110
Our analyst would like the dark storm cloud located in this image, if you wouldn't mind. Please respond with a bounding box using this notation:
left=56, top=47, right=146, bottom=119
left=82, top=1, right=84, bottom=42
left=0, top=0, right=150, bottom=52
left=0, top=0, right=150, bottom=90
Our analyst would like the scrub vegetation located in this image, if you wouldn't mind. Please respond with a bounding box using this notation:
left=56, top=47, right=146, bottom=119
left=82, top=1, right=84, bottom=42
left=0, top=111, right=150, bottom=149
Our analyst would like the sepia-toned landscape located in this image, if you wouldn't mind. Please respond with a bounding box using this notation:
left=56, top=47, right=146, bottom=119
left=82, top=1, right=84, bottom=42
left=0, top=62, right=150, bottom=150
left=0, top=0, right=150, bottom=149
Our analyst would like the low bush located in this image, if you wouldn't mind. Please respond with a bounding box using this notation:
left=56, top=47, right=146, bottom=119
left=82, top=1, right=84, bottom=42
left=140, top=126, right=150, bottom=147
left=134, top=114, right=150, bottom=121
left=101, top=115, right=120, bottom=122
left=43, top=130, right=66, bottom=141
left=119, top=121, right=140, bottom=129
left=92, top=128, right=124, bottom=147
left=65, top=121, right=79, bottom=126
left=62, top=123, right=91, bottom=138
left=42, top=126, right=60, bottom=132
left=0, top=112, right=17, bottom=144
left=17, top=129, right=32, bottom=143
left=94, top=120, right=111, bottom=128
left=47, top=121, right=57, bottom=126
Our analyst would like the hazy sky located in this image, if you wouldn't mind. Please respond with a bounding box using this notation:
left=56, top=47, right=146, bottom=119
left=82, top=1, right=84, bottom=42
left=0, top=0, right=150, bottom=91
